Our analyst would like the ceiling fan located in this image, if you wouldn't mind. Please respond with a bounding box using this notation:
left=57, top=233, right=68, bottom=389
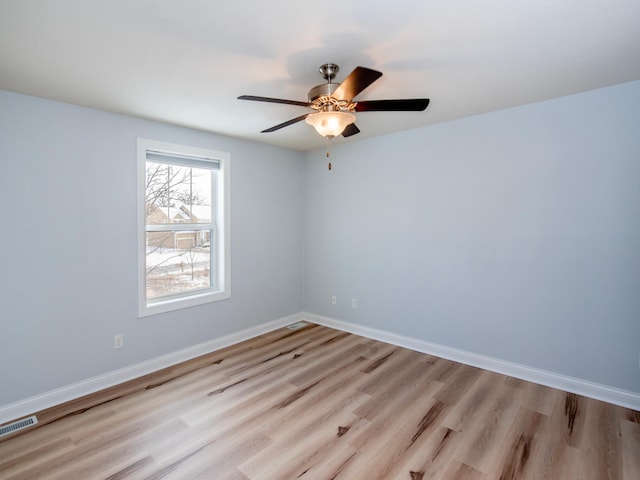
left=238, top=63, right=430, bottom=139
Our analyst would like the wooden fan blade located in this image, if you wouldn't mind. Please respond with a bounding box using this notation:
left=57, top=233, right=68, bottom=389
left=238, top=95, right=310, bottom=107
left=332, top=66, right=383, bottom=101
left=341, top=123, right=360, bottom=137
left=261, top=114, right=309, bottom=133
left=355, top=99, right=430, bottom=112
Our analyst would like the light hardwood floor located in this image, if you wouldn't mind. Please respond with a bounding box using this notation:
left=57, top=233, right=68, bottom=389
left=1, top=323, right=639, bottom=479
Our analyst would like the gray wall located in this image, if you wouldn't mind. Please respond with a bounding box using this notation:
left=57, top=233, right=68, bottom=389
left=302, top=80, right=640, bottom=393
left=0, top=91, right=303, bottom=406
left=1, top=79, right=638, bottom=408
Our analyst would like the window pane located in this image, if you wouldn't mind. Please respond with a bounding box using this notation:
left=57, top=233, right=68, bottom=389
left=145, top=162, right=212, bottom=225
left=145, top=231, right=212, bottom=299
left=139, top=138, right=229, bottom=317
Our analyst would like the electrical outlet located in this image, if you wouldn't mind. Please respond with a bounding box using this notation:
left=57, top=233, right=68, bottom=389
left=331, top=296, right=337, bottom=305
left=352, top=298, right=357, bottom=309
left=114, top=334, right=123, bottom=349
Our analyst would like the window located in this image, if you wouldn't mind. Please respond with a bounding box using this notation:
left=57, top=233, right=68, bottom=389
left=138, top=138, right=230, bottom=317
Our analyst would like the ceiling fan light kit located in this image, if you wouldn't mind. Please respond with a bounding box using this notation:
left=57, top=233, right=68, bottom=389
left=238, top=63, right=429, bottom=140
left=305, top=110, right=356, bottom=137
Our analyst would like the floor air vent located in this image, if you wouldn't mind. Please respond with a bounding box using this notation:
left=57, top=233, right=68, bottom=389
left=286, top=321, right=309, bottom=330
left=0, top=415, right=38, bottom=437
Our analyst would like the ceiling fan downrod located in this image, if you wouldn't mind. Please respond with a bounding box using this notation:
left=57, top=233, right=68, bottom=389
left=309, top=63, right=341, bottom=103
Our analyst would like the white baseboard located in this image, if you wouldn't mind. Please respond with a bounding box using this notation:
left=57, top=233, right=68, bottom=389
left=3, top=311, right=637, bottom=425
left=302, top=312, right=640, bottom=411
left=0, top=313, right=304, bottom=424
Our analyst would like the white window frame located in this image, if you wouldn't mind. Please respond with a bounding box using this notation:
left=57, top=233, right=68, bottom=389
left=137, top=138, right=230, bottom=317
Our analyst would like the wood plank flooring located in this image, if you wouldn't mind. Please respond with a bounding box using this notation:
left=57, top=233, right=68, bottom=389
left=1, top=323, right=639, bottom=479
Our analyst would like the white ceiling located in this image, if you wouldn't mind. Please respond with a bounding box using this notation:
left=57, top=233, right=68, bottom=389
left=1, top=0, right=639, bottom=151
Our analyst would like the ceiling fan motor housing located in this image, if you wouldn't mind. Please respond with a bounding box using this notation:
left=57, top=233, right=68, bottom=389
left=308, top=83, right=340, bottom=103
left=309, top=63, right=343, bottom=105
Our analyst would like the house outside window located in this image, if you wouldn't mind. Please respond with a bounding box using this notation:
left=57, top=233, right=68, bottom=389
left=138, top=138, right=230, bottom=317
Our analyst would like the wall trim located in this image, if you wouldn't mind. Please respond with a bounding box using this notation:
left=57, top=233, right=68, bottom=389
left=302, top=312, right=640, bottom=411
left=3, top=310, right=638, bottom=425
left=0, top=313, right=304, bottom=424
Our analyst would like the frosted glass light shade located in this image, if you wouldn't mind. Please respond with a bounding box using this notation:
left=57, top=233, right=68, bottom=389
left=305, top=111, right=356, bottom=137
